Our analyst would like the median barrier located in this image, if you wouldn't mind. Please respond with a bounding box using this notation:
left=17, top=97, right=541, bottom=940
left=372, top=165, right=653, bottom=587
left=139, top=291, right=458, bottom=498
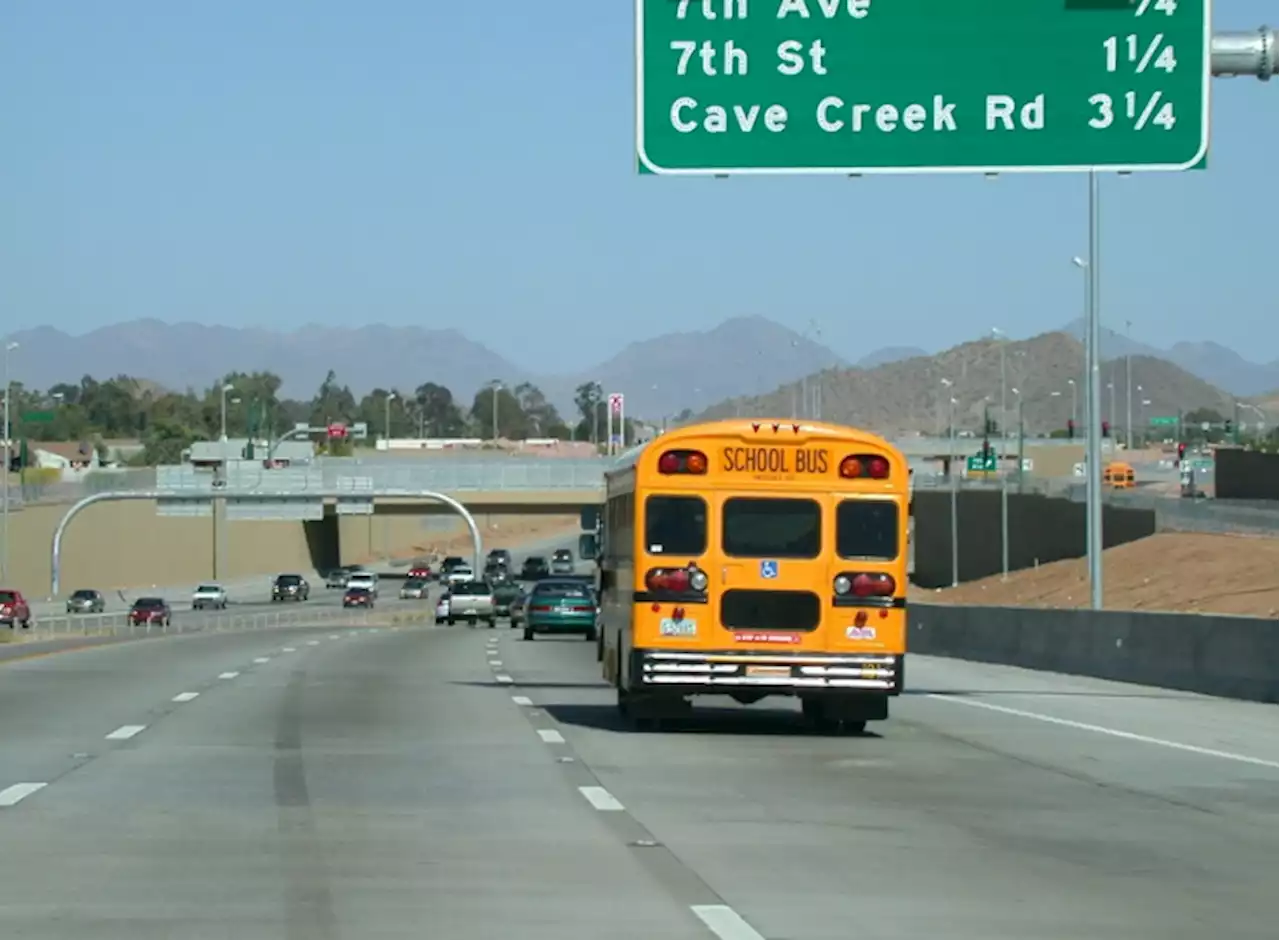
left=909, top=603, right=1279, bottom=704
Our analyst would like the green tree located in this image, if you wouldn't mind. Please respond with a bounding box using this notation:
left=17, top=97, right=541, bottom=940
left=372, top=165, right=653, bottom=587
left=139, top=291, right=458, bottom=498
left=413, top=382, right=466, bottom=437
left=572, top=381, right=605, bottom=443
left=470, top=386, right=527, bottom=439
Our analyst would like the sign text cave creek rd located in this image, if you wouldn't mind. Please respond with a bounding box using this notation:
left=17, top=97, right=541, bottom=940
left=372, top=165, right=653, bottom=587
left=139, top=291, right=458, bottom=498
left=635, top=0, right=1210, bottom=175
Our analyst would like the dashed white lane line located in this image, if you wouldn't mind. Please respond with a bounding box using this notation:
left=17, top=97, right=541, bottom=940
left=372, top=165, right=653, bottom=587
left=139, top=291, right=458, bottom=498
left=537, top=729, right=565, bottom=744
left=494, top=674, right=514, bottom=684
left=691, top=904, right=767, bottom=940
left=105, top=725, right=147, bottom=741
left=927, top=694, right=1280, bottom=769
left=512, top=696, right=533, bottom=706
left=307, top=640, right=320, bottom=646
left=171, top=692, right=200, bottom=703
left=329, top=634, right=341, bottom=639
left=489, top=659, right=503, bottom=667
left=282, top=647, right=297, bottom=653
left=578, top=785, right=624, bottom=812
left=0, top=783, right=47, bottom=808
left=253, top=657, right=271, bottom=664
left=218, top=671, right=240, bottom=680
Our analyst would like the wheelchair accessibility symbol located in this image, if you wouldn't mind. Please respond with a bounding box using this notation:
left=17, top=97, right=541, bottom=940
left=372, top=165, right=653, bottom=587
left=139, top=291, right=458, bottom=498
left=760, top=560, right=779, bottom=579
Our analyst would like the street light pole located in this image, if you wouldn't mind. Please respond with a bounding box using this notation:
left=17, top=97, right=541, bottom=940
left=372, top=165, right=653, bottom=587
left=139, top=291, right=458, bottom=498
left=384, top=392, right=397, bottom=444
left=490, top=380, right=502, bottom=444
left=1, top=340, right=17, bottom=583
left=1084, top=171, right=1105, bottom=610
left=1125, top=320, right=1134, bottom=451
left=992, top=328, right=1009, bottom=581
left=948, top=394, right=959, bottom=588
left=1068, top=378, right=1078, bottom=428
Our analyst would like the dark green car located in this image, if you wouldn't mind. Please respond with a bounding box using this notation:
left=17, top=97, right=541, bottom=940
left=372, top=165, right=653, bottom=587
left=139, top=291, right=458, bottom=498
left=491, top=579, right=523, bottom=621
left=522, top=580, right=598, bottom=642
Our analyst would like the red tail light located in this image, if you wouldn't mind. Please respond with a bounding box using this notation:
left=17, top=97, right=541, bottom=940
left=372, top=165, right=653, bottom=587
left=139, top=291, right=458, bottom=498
left=657, top=449, right=708, bottom=475
left=839, top=454, right=891, bottom=479
left=833, top=572, right=896, bottom=597
left=530, top=605, right=552, bottom=612
left=644, top=565, right=709, bottom=594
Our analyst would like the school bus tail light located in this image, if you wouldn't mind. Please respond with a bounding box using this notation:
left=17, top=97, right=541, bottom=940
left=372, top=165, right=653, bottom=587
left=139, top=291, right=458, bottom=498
left=646, top=564, right=709, bottom=594
left=839, top=454, right=890, bottom=479
left=657, top=449, right=708, bottom=474
left=834, top=572, right=896, bottom=597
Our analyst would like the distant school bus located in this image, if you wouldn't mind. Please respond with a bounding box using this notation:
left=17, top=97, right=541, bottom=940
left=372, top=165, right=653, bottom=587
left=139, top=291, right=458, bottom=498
left=590, top=418, right=909, bottom=733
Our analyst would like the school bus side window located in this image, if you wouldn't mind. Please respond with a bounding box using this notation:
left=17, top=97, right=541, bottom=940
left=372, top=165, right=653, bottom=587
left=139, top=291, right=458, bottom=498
left=836, top=500, right=899, bottom=560
left=644, top=495, right=707, bottom=555
left=722, top=497, right=821, bottom=559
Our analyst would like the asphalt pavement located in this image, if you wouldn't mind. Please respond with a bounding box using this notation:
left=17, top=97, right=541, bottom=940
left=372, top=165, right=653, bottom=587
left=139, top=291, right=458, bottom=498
left=0, top=590, right=1274, bottom=939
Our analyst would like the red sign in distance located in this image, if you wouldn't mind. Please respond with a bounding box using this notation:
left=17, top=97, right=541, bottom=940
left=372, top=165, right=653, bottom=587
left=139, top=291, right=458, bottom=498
left=326, top=423, right=348, bottom=439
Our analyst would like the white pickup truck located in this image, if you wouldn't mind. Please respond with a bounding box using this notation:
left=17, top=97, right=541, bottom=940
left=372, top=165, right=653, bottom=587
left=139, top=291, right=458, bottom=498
left=191, top=583, right=228, bottom=610
left=445, top=580, right=495, bottom=628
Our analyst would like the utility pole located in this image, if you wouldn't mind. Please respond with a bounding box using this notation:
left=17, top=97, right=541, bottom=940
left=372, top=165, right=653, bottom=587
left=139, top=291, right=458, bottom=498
left=1125, top=319, right=1134, bottom=451
left=948, top=393, right=958, bottom=588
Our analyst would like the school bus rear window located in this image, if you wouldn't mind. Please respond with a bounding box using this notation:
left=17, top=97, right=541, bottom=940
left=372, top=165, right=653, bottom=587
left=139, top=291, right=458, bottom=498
left=836, top=500, right=899, bottom=560
left=644, top=495, right=707, bottom=555
left=722, top=497, right=821, bottom=558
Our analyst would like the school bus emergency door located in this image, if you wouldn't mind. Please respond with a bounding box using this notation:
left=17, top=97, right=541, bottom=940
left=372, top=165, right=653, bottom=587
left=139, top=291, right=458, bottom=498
left=606, top=420, right=908, bottom=732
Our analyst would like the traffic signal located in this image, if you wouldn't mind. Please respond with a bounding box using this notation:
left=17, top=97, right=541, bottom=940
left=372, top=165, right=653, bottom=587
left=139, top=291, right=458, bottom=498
left=1101, top=421, right=1110, bottom=438
left=1176, top=442, right=1186, bottom=464
left=1224, top=419, right=1233, bottom=435
left=1067, top=419, right=1075, bottom=439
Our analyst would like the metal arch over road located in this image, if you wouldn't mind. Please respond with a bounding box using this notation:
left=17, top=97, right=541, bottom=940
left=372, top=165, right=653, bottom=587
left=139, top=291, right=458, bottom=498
left=49, top=490, right=486, bottom=597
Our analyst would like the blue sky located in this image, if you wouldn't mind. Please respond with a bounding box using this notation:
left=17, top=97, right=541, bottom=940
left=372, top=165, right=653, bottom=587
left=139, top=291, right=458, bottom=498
left=2, top=1, right=1276, bottom=366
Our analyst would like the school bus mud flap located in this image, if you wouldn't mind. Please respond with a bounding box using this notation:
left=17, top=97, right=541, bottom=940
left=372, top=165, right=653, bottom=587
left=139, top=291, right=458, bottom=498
left=634, top=649, right=901, bottom=692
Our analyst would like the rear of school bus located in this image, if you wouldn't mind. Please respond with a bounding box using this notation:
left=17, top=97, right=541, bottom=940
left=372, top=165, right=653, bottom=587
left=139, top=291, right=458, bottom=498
left=606, top=419, right=909, bottom=732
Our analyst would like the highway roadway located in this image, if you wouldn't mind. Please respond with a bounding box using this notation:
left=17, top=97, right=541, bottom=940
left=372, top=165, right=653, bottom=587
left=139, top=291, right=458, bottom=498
left=1, top=560, right=1275, bottom=938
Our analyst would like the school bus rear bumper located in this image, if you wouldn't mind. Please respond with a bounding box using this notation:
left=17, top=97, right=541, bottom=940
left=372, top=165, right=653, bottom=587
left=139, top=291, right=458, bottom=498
left=632, top=649, right=903, bottom=694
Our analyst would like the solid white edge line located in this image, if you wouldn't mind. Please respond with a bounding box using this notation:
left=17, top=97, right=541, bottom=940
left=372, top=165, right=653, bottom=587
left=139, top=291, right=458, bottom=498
left=537, top=729, right=565, bottom=744
left=511, top=696, right=533, bottom=706
left=578, top=785, right=624, bottom=811
left=105, top=724, right=146, bottom=741
left=926, top=694, right=1280, bottom=769
left=494, top=674, right=514, bottom=684
left=218, top=671, right=240, bottom=679
left=171, top=692, right=200, bottom=703
left=0, top=783, right=48, bottom=808
left=690, top=904, right=767, bottom=940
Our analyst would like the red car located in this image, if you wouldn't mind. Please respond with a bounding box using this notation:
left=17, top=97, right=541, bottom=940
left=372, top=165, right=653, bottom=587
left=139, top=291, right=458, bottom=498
left=343, top=586, right=375, bottom=609
left=129, top=597, right=172, bottom=627
left=0, top=589, right=31, bottom=629
left=408, top=566, right=432, bottom=581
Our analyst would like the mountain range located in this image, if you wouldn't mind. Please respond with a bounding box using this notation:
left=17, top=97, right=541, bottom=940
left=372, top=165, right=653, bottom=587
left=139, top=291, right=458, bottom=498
left=693, top=331, right=1277, bottom=436
left=4, top=316, right=1274, bottom=423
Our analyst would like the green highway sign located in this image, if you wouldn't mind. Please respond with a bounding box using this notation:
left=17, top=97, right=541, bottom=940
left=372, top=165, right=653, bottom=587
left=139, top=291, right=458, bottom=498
left=1149, top=415, right=1179, bottom=426
left=20, top=410, right=54, bottom=423
left=636, top=0, right=1210, bottom=175
left=966, top=453, right=997, bottom=472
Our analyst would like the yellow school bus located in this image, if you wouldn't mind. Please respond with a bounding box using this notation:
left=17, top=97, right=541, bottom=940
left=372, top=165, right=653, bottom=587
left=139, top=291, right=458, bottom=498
left=592, top=418, right=909, bottom=733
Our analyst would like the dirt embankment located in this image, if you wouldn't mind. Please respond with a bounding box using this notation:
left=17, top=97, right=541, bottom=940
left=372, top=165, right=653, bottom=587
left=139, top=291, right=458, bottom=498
left=910, top=532, right=1279, bottom=618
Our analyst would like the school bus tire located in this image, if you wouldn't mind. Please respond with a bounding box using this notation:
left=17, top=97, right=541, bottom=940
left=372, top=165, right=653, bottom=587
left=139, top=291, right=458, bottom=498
left=802, top=698, right=866, bottom=736
left=595, top=630, right=604, bottom=662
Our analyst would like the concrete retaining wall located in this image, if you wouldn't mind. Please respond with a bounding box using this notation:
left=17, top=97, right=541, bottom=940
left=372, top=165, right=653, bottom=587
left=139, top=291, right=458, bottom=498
left=5, top=501, right=580, bottom=599
left=909, top=603, right=1279, bottom=704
